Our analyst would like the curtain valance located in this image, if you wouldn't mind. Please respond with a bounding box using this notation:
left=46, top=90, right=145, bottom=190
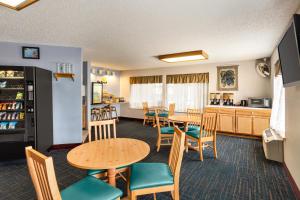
left=166, top=73, right=209, bottom=84
left=130, top=75, right=162, bottom=84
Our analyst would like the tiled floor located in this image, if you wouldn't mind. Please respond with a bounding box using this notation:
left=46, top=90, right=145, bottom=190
left=0, top=119, right=297, bottom=200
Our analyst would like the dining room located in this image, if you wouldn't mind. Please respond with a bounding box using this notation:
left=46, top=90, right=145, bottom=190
left=1, top=1, right=300, bottom=200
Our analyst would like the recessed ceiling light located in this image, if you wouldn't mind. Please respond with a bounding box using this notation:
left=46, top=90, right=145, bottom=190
left=0, top=0, right=38, bottom=11
left=158, top=50, right=208, bottom=63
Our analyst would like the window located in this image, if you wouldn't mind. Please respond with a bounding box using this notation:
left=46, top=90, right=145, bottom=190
left=270, top=61, right=285, bottom=137
left=166, top=73, right=209, bottom=112
left=129, top=76, right=163, bottom=109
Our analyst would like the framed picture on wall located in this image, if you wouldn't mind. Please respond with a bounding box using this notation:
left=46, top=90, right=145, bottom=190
left=22, top=47, right=40, bottom=59
left=217, top=65, right=239, bottom=91
left=92, top=82, right=103, bottom=104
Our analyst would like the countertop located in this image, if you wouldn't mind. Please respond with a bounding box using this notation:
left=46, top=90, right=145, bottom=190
left=206, top=105, right=272, bottom=110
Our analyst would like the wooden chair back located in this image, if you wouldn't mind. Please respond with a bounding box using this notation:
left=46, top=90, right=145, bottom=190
left=88, top=119, right=116, bottom=142
left=168, top=127, right=185, bottom=183
left=200, top=112, right=217, bottom=138
left=168, top=103, right=175, bottom=116
left=155, top=110, right=163, bottom=135
left=187, top=108, right=202, bottom=127
left=25, top=146, right=61, bottom=200
left=142, top=102, right=149, bottom=114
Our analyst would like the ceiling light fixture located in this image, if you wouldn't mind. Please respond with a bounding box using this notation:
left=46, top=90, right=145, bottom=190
left=158, top=50, right=208, bottom=63
left=0, top=0, right=38, bottom=11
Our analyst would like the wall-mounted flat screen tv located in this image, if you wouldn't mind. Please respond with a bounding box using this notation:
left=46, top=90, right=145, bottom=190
left=278, top=14, right=300, bottom=87
left=92, top=82, right=102, bottom=104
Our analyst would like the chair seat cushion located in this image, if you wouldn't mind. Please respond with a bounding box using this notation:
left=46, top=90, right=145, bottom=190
left=146, top=112, right=155, bottom=116
left=129, top=163, right=174, bottom=191
left=161, top=127, right=174, bottom=134
left=61, top=176, right=122, bottom=200
left=186, top=130, right=209, bottom=139
left=186, top=130, right=200, bottom=139
left=180, top=125, right=201, bottom=132
left=87, top=165, right=129, bottom=176
left=158, top=112, right=168, bottom=118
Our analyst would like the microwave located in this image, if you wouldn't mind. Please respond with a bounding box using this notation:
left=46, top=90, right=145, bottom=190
left=248, top=98, right=272, bottom=108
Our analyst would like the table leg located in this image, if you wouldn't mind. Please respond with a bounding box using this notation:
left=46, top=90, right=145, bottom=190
left=107, top=168, right=116, bottom=186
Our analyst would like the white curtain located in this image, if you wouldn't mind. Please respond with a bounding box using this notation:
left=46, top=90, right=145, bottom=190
left=166, top=83, right=208, bottom=112
left=270, top=75, right=285, bottom=137
left=130, top=83, right=163, bottom=109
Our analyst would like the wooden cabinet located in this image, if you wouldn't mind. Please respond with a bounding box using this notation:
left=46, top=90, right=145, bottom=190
left=236, top=115, right=252, bottom=134
left=204, top=106, right=271, bottom=137
left=219, top=113, right=235, bottom=133
left=253, top=116, right=270, bottom=136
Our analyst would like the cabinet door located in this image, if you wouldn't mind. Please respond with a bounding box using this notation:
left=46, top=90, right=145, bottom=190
left=236, top=115, right=253, bottom=134
left=219, top=114, right=235, bottom=133
left=253, top=117, right=270, bottom=136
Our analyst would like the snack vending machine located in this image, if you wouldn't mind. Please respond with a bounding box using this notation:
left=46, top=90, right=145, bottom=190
left=0, top=66, right=53, bottom=160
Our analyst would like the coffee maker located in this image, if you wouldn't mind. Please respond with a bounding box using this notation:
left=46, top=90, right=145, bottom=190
left=209, top=93, right=221, bottom=105
left=223, top=93, right=234, bottom=106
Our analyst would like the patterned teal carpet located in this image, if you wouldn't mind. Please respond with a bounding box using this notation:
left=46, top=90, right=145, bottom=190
left=0, top=119, right=297, bottom=200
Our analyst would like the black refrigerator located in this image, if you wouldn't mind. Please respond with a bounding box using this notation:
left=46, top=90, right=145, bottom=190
left=0, top=66, right=53, bottom=160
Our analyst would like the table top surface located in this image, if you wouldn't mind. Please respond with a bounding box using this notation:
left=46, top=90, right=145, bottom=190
left=67, top=138, right=150, bottom=170
left=168, top=114, right=202, bottom=122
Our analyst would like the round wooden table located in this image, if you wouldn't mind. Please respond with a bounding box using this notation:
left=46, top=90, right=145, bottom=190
left=168, top=115, right=202, bottom=131
left=67, top=138, right=150, bottom=186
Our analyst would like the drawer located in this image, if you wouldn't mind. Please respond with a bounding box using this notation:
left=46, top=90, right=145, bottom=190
left=219, top=108, right=235, bottom=114
left=236, top=109, right=253, bottom=116
left=252, top=109, right=271, bottom=117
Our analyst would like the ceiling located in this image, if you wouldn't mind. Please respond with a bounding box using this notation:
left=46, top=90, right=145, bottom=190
left=0, top=0, right=299, bottom=70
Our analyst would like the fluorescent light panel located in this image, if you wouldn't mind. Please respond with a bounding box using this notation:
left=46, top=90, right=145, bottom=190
left=0, top=0, right=38, bottom=10
left=158, top=50, right=208, bottom=63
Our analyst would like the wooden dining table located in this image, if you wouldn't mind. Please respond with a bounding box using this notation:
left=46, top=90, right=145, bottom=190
left=67, top=138, right=150, bottom=186
left=168, top=114, right=202, bottom=131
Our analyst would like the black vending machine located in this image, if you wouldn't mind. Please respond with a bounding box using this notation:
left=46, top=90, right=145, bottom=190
left=0, top=66, right=53, bottom=160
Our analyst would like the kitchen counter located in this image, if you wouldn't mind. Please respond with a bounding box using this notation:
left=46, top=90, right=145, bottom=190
left=205, top=105, right=271, bottom=137
left=206, top=105, right=271, bottom=111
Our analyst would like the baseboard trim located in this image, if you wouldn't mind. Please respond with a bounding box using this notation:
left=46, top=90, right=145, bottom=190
left=119, top=117, right=143, bottom=122
left=218, top=132, right=261, bottom=140
left=48, top=143, right=81, bottom=151
left=283, top=162, right=300, bottom=199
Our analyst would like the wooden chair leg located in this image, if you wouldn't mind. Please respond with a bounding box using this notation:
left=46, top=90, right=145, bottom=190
left=127, top=169, right=131, bottom=199
left=153, top=193, right=157, bottom=200
left=156, top=136, right=161, bottom=152
left=130, top=192, right=137, bottom=200
left=213, top=139, right=218, bottom=159
left=199, top=141, right=203, bottom=161
left=185, top=137, right=188, bottom=153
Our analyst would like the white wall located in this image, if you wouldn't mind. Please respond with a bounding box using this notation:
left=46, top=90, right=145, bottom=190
left=0, top=41, right=82, bottom=144
left=120, top=60, right=271, bottom=118
left=279, top=7, right=300, bottom=190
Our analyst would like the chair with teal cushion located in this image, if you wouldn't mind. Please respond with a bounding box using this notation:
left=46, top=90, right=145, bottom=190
left=155, top=112, right=174, bottom=152
left=158, top=112, right=168, bottom=118
left=129, top=127, right=185, bottom=200
left=87, top=120, right=129, bottom=181
left=179, top=125, right=201, bottom=132
left=185, top=112, right=218, bottom=161
left=146, top=112, right=155, bottom=116
left=61, top=176, right=122, bottom=200
left=25, top=146, right=122, bottom=200
left=142, top=102, right=155, bottom=126
left=157, top=103, right=175, bottom=126
left=129, top=163, right=174, bottom=190
left=161, top=126, right=175, bottom=134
